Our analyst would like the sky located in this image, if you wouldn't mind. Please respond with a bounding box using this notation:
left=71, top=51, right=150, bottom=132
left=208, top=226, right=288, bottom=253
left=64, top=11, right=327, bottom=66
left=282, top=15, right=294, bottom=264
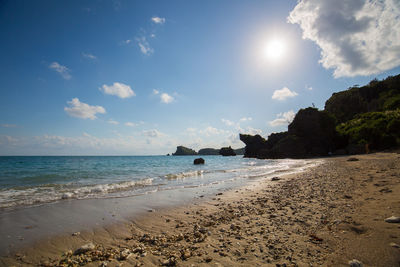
left=1, top=0, right=400, bottom=155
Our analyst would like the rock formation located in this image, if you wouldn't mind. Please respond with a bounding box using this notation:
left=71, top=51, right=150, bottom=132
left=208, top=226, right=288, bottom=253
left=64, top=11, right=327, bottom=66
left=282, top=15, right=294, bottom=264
left=219, top=146, right=236, bottom=156
left=193, top=158, right=205, bottom=165
left=172, top=146, right=197, bottom=156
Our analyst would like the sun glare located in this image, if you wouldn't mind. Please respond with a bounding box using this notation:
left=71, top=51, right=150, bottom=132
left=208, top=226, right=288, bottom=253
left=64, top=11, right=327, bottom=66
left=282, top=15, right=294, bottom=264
left=264, top=38, right=286, bottom=62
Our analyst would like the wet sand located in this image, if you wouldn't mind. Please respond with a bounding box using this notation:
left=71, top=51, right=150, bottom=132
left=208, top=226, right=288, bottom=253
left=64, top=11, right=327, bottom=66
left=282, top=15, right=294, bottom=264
left=1, top=152, right=400, bottom=266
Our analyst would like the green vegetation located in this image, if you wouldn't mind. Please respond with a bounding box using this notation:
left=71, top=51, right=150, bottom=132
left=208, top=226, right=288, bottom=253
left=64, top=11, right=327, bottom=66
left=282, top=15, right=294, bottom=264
left=336, top=109, right=400, bottom=150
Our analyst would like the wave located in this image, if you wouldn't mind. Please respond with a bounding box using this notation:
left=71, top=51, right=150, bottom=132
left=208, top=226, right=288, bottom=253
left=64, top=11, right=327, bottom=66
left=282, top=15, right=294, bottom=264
left=0, top=158, right=323, bottom=210
left=164, top=170, right=204, bottom=180
left=0, top=178, right=154, bottom=209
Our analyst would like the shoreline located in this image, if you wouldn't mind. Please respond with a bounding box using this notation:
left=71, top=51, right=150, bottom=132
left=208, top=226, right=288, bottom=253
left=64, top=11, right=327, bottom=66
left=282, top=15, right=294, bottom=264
left=1, top=153, right=400, bottom=266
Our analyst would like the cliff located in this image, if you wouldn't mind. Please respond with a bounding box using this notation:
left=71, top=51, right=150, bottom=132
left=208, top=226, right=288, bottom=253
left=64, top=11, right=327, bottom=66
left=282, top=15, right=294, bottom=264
left=241, top=108, right=337, bottom=158
left=325, top=75, right=400, bottom=123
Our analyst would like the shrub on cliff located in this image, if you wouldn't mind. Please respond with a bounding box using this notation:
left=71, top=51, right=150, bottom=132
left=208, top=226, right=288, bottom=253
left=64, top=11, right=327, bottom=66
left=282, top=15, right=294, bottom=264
left=336, top=109, right=400, bottom=150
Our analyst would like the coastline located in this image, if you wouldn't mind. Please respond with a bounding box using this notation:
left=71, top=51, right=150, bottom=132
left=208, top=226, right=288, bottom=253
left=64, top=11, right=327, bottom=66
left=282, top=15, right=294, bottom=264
left=1, top=153, right=399, bottom=266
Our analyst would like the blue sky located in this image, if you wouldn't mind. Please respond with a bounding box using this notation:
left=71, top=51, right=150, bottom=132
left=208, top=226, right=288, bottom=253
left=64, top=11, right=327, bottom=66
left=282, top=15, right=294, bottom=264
left=1, top=0, right=400, bottom=155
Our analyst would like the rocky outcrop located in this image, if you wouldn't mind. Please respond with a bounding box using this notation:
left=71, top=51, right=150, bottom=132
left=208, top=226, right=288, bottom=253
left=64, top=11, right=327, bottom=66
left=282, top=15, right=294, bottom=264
left=219, top=146, right=236, bottom=156
left=239, top=134, right=268, bottom=158
left=240, top=108, right=337, bottom=159
left=198, top=148, right=219, bottom=155
left=193, top=158, right=205, bottom=165
left=172, top=146, right=197, bottom=156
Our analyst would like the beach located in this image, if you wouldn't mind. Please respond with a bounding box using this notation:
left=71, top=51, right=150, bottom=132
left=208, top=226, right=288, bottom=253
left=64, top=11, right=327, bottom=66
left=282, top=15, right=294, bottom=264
left=1, top=152, right=399, bottom=266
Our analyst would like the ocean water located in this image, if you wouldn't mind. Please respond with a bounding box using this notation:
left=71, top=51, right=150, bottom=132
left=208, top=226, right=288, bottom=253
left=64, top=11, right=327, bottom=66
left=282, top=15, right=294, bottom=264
left=0, top=156, right=315, bottom=210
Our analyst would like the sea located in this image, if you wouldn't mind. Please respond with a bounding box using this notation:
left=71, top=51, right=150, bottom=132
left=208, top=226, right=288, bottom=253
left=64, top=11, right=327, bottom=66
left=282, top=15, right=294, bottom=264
left=0, top=155, right=317, bottom=211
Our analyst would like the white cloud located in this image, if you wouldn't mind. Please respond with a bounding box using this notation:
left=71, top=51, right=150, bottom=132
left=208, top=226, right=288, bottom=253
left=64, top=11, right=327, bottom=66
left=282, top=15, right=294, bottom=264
left=143, top=129, right=163, bottom=138
left=108, top=120, right=119, bottom=125
left=152, top=89, right=160, bottom=95
left=1, top=124, right=17, bottom=128
left=241, top=127, right=263, bottom=136
left=125, top=39, right=132, bottom=44
left=64, top=98, right=106, bottom=120
left=288, top=0, right=400, bottom=77
left=151, top=16, right=166, bottom=24
left=82, top=53, right=97, bottom=60
left=272, top=87, right=298, bottom=101
left=100, top=82, right=135, bottom=99
left=269, top=110, right=296, bottom=127
left=306, top=86, right=313, bottom=91
left=125, top=122, right=137, bottom=127
left=49, top=62, right=71, bottom=80
left=185, top=128, right=197, bottom=136
left=200, top=126, right=225, bottom=136
left=160, top=93, right=174, bottom=104
left=221, top=119, right=235, bottom=126
left=136, top=36, right=153, bottom=55
left=239, top=117, right=252, bottom=122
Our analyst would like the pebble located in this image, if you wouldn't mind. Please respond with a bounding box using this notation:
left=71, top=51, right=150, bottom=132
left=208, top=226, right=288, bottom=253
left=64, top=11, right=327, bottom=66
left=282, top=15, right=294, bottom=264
left=74, top=243, right=95, bottom=255
left=390, top=242, right=400, bottom=248
left=348, top=259, right=363, bottom=267
left=271, top=177, right=280, bottom=181
left=384, top=216, right=400, bottom=223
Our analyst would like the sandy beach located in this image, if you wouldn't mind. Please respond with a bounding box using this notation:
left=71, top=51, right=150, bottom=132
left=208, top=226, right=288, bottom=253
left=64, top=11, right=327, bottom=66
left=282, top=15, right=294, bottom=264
left=1, top=152, right=400, bottom=267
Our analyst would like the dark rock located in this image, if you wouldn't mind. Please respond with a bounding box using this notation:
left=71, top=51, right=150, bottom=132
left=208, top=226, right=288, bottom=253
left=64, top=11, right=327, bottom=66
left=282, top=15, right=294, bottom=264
left=219, top=146, right=236, bottom=156
left=271, top=177, right=280, bottom=181
left=347, top=157, right=359, bottom=161
left=194, top=158, right=205, bottom=165
left=172, top=146, right=197, bottom=156
left=239, top=134, right=269, bottom=158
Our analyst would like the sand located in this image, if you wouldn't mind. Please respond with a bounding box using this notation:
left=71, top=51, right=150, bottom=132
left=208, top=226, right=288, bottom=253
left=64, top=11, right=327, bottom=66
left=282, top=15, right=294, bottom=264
left=1, top=152, right=399, bottom=267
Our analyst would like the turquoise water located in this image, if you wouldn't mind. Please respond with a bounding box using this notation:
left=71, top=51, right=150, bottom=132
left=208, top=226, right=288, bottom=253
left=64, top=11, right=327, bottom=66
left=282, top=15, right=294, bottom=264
left=0, top=156, right=312, bottom=210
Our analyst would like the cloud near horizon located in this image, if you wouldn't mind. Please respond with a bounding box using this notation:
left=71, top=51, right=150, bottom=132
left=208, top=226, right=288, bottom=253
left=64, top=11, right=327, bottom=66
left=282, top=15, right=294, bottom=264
left=49, top=62, right=71, bottom=80
left=288, top=0, right=400, bottom=77
left=269, top=110, right=295, bottom=127
left=100, top=82, right=135, bottom=99
left=64, top=98, right=106, bottom=120
left=272, top=87, right=298, bottom=101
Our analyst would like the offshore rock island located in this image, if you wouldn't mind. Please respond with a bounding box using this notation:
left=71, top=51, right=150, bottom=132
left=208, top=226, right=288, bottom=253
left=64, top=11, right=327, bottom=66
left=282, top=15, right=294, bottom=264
left=172, top=146, right=244, bottom=156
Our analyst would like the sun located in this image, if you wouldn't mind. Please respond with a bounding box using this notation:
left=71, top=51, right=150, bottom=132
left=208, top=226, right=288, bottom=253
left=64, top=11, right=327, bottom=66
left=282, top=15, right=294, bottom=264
left=264, top=38, right=286, bottom=62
